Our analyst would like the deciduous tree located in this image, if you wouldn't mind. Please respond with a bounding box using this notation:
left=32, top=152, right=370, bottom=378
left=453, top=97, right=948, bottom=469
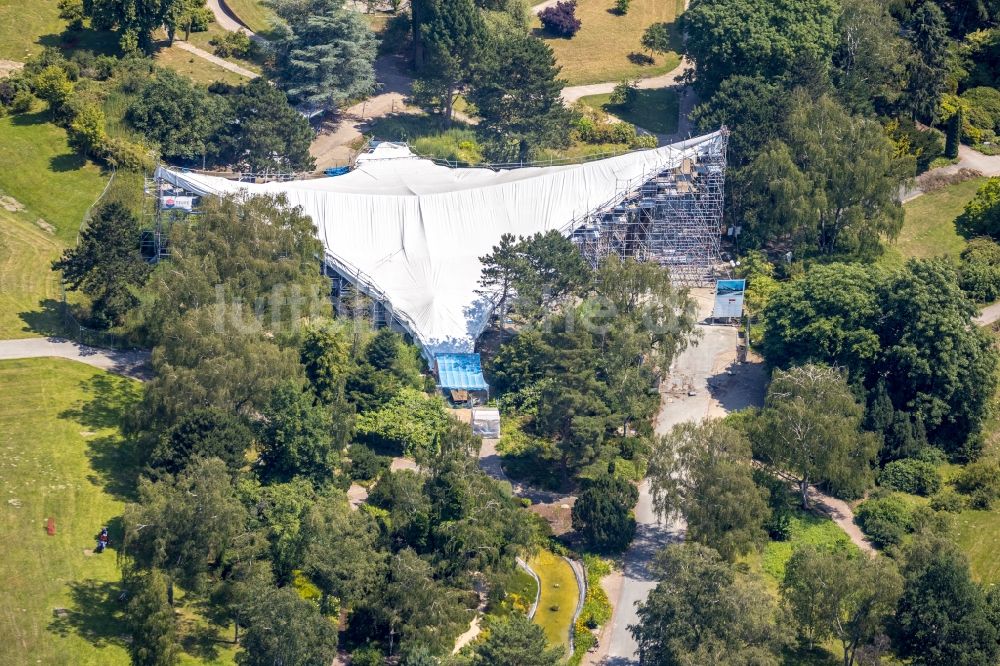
left=649, top=420, right=770, bottom=560
left=892, top=533, right=1000, bottom=666
left=474, top=613, right=563, bottom=665
left=752, top=364, right=879, bottom=507
left=630, top=543, right=787, bottom=666
left=782, top=546, right=903, bottom=666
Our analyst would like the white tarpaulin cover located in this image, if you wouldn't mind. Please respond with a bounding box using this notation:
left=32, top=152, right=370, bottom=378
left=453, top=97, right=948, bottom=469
left=157, top=132, right=723, bottom=355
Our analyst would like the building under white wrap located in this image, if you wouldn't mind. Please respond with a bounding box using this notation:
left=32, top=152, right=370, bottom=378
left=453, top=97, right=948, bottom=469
left=156, top=130, right=727, bottom=358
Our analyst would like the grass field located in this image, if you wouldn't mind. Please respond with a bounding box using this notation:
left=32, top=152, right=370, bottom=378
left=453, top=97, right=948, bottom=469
left=0, top=109, right=109, bottom=339
left=223, top=0, right=278, bottom=35
left=528, top=550, right=578, bottom=650
left=153, top=43, right=251, bottom=86
left=0, top=209, right=65, bottom=339
left=882, top=178, right=985, bottom=265
left=0, top=0, right=62, bottom=60
left=0, top=111, right=108, bottom=243
left=578, top=87, right=679, bottom=134
left=536, top=0, right=685, bottom=86
left=0, top=359, right=138, bottom=665
left=0, top=359, right=239, bottom=665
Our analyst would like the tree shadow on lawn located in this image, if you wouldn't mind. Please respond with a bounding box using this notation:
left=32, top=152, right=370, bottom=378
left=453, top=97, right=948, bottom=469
left=37, top=27, right=121, bottom=57
left=50, top=151, right=89, bottom=173
left=48, top=578, right=127, bottom=648
left=19, top=299, right=68, bottom=338
left=59, top=373, right=145, bottom=500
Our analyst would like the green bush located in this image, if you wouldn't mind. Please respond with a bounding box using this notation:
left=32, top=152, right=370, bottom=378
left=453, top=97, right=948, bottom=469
left=878, top=458, right=942, bottom=496
left=351, top=646, right=384, bottom=666
left=412, top=129, right=483, bottom=164
left=189, top=6, right=214, bottom=32
left=960, top=237, right=1000, bottom=301
left=855, top=494, right=913, bottom=548
left=954, top=460, right=1000, bottom=509
left=961, top=86, right=1000, bottom=132
left=615, top=0, right=630, bottom=13
left=347, top=444, right=389, bottom=482
left=929, top=487, right=966, bottom=513
left=355, top=387, right=450, bottom=459
left=957, top=177, right=1000, bottom=237
left=211, top=30, right=254, bottom=59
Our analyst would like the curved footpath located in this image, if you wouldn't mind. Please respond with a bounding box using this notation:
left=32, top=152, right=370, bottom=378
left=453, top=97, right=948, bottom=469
left=0, top=337, right=151, bottom=380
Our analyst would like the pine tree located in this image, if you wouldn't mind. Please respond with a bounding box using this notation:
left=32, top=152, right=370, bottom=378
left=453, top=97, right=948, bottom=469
left=125, top=569, right=179, bottom=666
left=417, top=0, right=486, bottom=121
left=469, top=35, right=572, bottom=163
left=478, top=233, right=523, bottom=324
left=946, top=106, right=962, bottom=158
left=906, top=1, right=950, bottom=122
left=269, top=0, right=378, bottom=113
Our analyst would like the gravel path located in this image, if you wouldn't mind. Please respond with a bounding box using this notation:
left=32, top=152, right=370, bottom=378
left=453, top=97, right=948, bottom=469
left=901, top=145, right=1000, bottom=202
left=0, top=337, right=151, bottom=380
left=561, top=59, right=693, bottom=104
left=173, top=40, right=258, bottom=79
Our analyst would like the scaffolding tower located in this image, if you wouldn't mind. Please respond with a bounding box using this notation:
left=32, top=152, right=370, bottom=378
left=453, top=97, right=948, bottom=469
left=569, top=130, right=729, bottom=286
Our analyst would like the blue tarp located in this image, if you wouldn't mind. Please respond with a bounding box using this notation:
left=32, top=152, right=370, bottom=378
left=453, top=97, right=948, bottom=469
left=436, top=353, right=489, bottom=390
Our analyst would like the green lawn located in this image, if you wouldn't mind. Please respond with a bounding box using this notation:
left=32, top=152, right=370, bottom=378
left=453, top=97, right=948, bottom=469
left=757, top=510, right=856, bottom=585
left=0, top=359, right=239, bottom=665
left=882, top=178, right=985, bottom=265
left=0, top=359, right=139, bottom=665
left=535, top=0, right=685, bottom=86
left=953, top=509, right=1000, bottom=584
left=0, top=0, right=62, bottom=60
left=0, top=111, right=109, bottom=243
left=0, top=109, right=109, bottom=339
left=153, top=43, right=251, bottom=86
left=528, top=550, right=579, bottom=651
left=0, top=209, right=65, bottom=339
left=222, top=0, right=278, bottom=35
left=578, top=87, right=679, bottom=134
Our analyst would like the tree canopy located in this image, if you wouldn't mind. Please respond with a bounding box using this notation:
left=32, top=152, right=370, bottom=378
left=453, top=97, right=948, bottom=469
left=268, top=0, right=378, bottom=114
left=631, top=543, right=788, bottom=665
left=650, top=420, right=770, bottom=560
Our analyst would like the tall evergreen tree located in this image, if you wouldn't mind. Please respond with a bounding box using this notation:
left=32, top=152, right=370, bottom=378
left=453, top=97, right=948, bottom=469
left=125, top=569, right=179, bottom=666
left=268, top=0, right=378, bottom=113
left=478, top=232, right=522, bottom=323
left=53, top=201, right=151, bottom=329
left=905, top=1, right=950, bottom=122
left=469, top=34, right=572, bottom=163
left=417, top=0, right=486, bottom=121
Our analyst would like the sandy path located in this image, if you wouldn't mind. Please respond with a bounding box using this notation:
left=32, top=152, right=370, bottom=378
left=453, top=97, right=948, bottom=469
left=173, top=40, right=258, bottom=79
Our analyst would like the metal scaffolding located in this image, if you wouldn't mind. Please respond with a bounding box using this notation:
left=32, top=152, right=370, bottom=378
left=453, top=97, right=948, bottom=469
left=568, top=130, right=729, bottom=286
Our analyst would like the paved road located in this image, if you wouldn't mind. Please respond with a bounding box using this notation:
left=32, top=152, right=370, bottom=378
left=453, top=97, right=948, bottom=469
left=0, top=337, right=151, bottom=380
left=206, top=0, right=256, bottom=35
left=976, top=301, right=1000, bottom=326
left=901, top=145, right=1000, bottom=202
left=600, top=314, right=740, bottom=665
left=561, top=59, right=693, bottom=104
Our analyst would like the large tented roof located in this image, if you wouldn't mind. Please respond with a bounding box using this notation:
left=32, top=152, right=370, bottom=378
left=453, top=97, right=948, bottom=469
left=157, top=132, right=724, bottom=355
